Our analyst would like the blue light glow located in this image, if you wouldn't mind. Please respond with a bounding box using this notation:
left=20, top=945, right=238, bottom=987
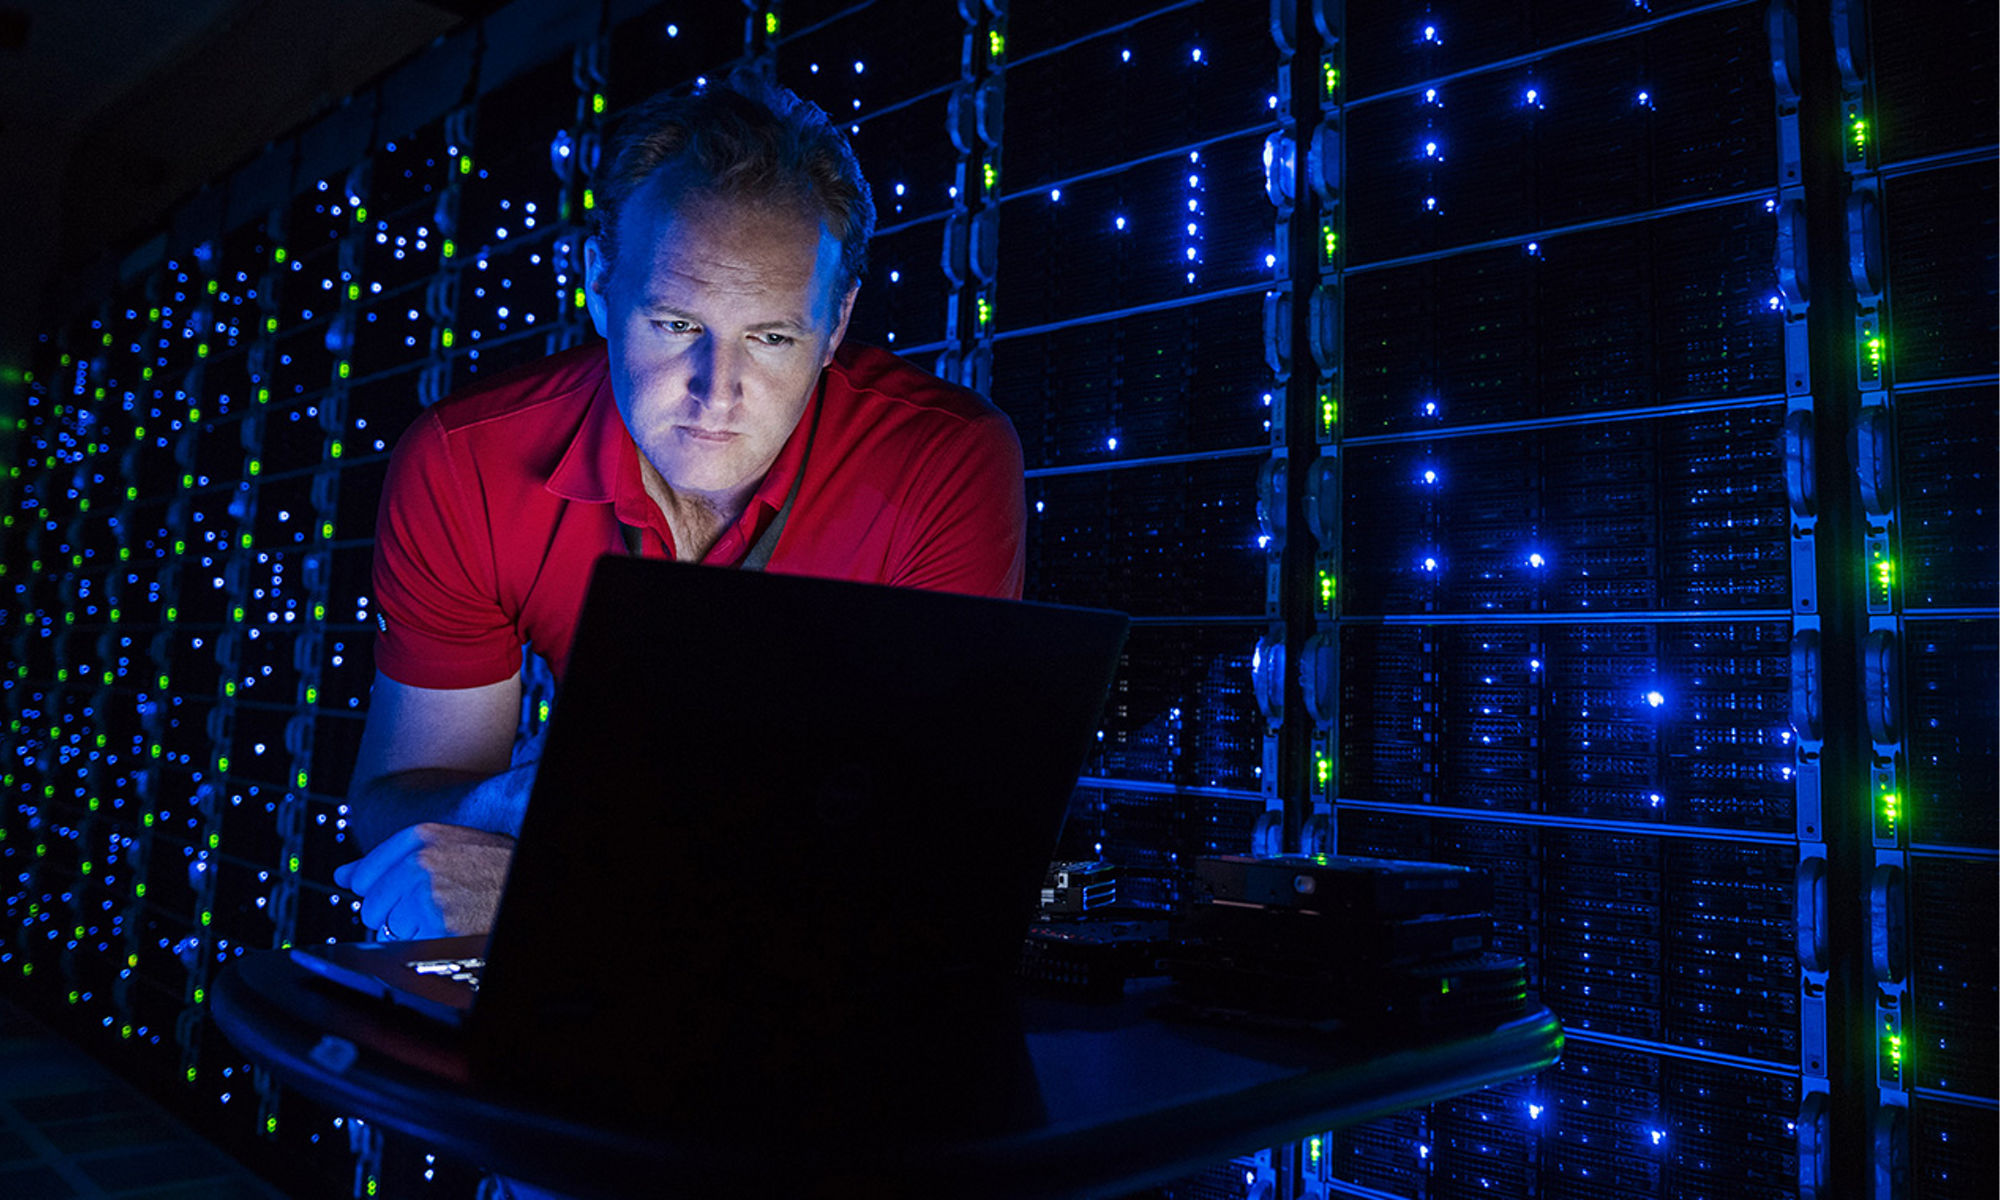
left=1645, top=690, right=1665, bottom=708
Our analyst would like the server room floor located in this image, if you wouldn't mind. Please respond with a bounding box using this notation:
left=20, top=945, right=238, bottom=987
left=0, top=996, right=288, bottom=1200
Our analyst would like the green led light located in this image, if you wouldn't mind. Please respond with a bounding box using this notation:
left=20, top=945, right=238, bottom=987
left=135, top=882, right=148, bottom=898
left=574, top=287, right=587, bottom=309
left=201, top=910, right=213, bottom=926
left=1322, top=222, right=1337, bottom=263
left=248, top=459, right=261, bottom=476
left=982, top=162, right=997, bottom=192
left=148, top=306, right=161, bottom=321
left=764, top=12, right=778, bottom=35
left=459, top=154, right=472, bottom=174
left=1880, top=790, right=1900, bottom=829
left=354, top=206, right=368, bottom=223
left=976, top=296, right=993, bottom=327
left=207, top=279, right=219, bottom=295
left=232, top=605, right=245, bottom=622
left=165, top=607, right=177, bottom=622
left=440, top=329, right=455, bottom=349
left=208, top=832, right=220, bottom=850
left=274, top=247, right=288, bottom=264
left=186, top=1067, right=197, bottom=1083
left=296, top=770, right=308, bottom=788
left=265, top=317, right=277, bottom=333
left=338, top=361, right=351, bottom=378
left=217, top=756, right=229, bottom=773
left=21, top=963, right=31, bottom=977
left=321, top=522, right=334, bottom=539
left=583, top=187, right=595, bottom=211
left=592, top=92, right=605, bottom=114
left=289, top=855, right=301, bottom=873
left=224, top=681, right=236, bottom=696
left=347, top=282, right=360, bottom=301
left=989, top=30, right=1005, bottom=58
left=197, top=343, right=209, bottom=358
left=1309, top=1137, right=1322, bottom=1165
left=313, top=602, right=326, bottom=619
left=1849, top=113, right=1868, bottom=152
left=122, top=1024, right=133, bottom=1039
left=266, top=1116, right=277, bottom=1134
left=1321, top=394, right=1337, bottom=434
left=1318, top=570, right=1335, bottom=609
left=442, top=239, right=455, bottom=258
left=69, top=990, right=79, bottom=1004
left=80, top=860, right=92, bottom=874
left=539, top=700, right=551, bottom=723
left=330, top=440, right=344, bottom=458
left=1315, top=753, right=1330, bottom=788
left=305, top=687, right=318, bottom=704
left=240, top=531, right=252, bottom=547
left=1324, top=62, right=1339, bottom=97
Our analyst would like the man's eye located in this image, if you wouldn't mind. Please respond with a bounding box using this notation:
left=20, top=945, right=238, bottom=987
left=653, top=319, right=696, bottom=334
left=756, top=332, right=795, bottom=347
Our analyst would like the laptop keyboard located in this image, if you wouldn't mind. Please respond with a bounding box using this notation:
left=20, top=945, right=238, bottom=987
left=409, top=955, right=486, bottom=991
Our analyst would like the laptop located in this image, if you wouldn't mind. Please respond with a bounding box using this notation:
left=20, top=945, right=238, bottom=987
left=292, top=556, right=1128, bottom=1122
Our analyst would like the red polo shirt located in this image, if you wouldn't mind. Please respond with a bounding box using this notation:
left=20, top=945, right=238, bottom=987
left=371, top=339, right=1026, bottom=688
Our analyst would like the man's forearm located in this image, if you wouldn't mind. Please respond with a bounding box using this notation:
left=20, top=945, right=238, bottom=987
left=347, top=763, right=536, bottom=853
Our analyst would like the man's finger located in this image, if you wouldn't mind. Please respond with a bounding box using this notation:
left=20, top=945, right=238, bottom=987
left=378, top=887, right=446, bottom=941
left=340, top=825, right=429, bottom=899
left=357, top=855, right=429, bottom=932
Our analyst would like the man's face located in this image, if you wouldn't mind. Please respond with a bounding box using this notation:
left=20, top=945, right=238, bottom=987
left=585, top=181, right=856, bottom=508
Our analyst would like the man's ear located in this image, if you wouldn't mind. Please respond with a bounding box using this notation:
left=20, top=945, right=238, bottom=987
left=823, top=283, right=859, bottom=366
left=582, top=236, right=612, bottom=340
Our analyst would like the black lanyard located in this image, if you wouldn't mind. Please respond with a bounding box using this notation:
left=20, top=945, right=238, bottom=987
left=618, top=379, right=823, bottom=571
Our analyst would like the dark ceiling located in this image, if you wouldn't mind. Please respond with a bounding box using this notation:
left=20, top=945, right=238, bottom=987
left=0, top=0, right=516, bottom=423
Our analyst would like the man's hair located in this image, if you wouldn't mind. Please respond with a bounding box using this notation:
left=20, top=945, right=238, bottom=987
left=591, top=73, right=876, bottom=295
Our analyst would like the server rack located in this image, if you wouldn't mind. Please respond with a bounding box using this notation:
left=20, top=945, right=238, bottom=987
left=1, top=2, right=1991, bottom=1198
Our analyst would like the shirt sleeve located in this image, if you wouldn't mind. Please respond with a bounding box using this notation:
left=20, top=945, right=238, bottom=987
left=888, top=409, right=1027, bottom=600
left=370, top=410, right=524, bottom=688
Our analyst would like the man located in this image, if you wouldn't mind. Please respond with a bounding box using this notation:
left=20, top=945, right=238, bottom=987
left=332, top=78, right=1026, bottom=940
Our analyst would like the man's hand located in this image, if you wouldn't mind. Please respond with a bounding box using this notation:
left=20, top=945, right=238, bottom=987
left=333, top=823, right=516, bottom=939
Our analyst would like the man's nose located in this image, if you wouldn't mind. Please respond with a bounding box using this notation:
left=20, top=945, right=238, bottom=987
left=684, top=336, right=744, bottom=409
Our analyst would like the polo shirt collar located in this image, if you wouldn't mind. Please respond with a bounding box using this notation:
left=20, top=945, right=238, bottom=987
left=544, top=365, right=824, bottom=553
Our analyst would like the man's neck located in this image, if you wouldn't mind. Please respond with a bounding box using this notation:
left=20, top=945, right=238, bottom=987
left=638, top=456, right=755, bottom=563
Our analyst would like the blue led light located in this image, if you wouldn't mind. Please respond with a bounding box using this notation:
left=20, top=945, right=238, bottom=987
left=1645, top=690, right=1665, bottom=708
left=1049, top=188, right=1061, bottom=202
left=1115, top=216, right=1126, bottom=231
left=1527, top=552, right=1545, bottom=568
left=666, top=23, right=678, bottom=37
